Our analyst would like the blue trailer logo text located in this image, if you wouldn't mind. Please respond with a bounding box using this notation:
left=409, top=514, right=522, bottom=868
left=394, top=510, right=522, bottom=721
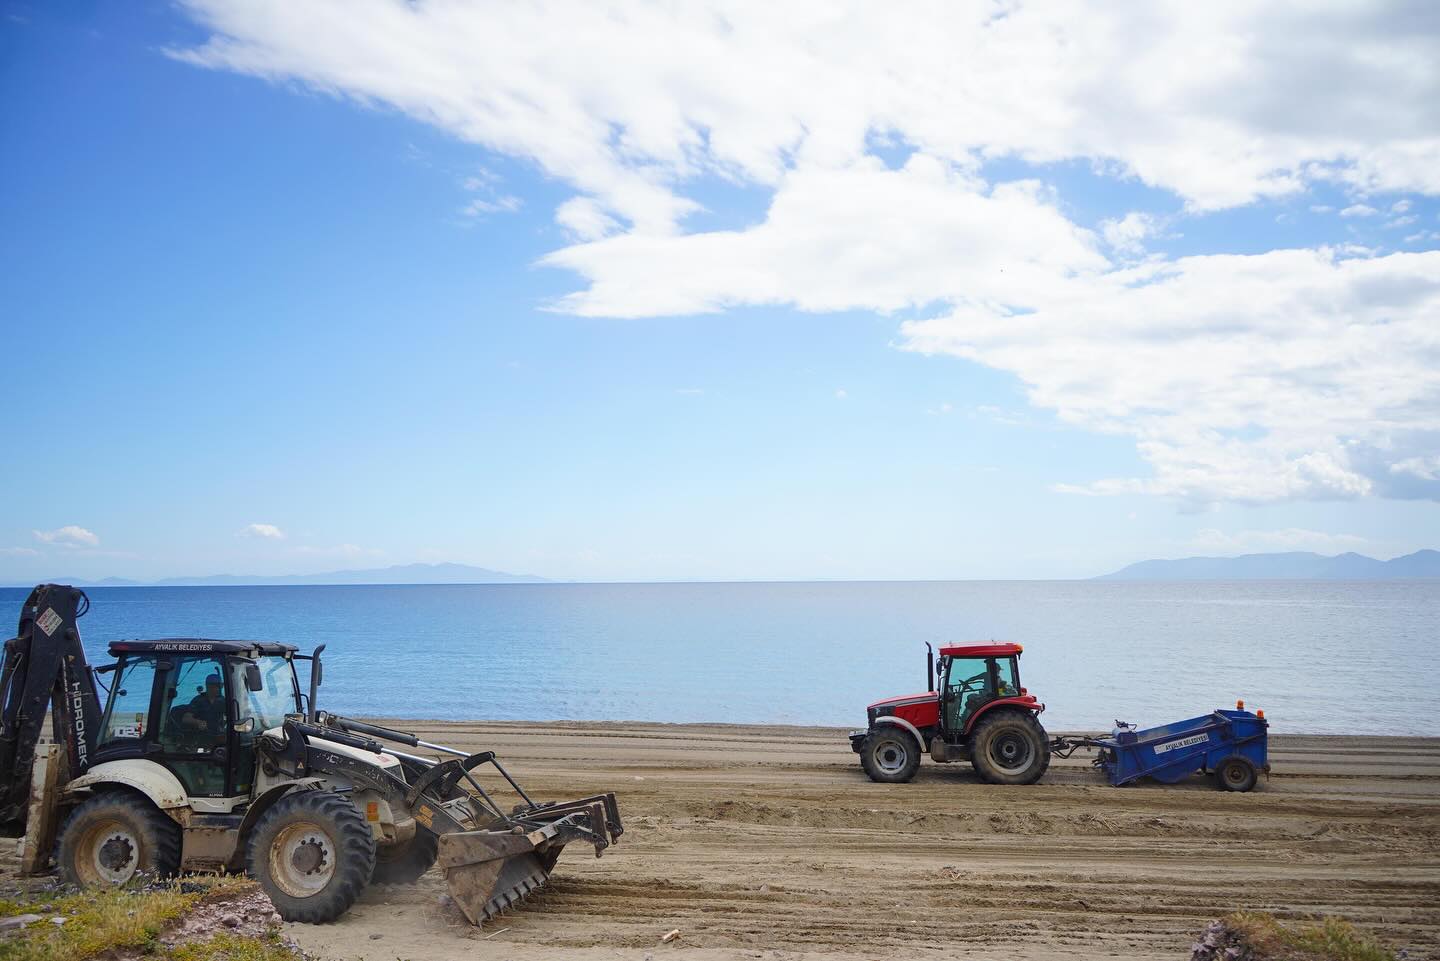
left=1154, top=732, right=1210, bottom=754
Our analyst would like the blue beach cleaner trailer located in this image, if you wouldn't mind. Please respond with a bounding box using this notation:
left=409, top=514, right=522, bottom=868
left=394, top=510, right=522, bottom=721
left=1082, top=704, right=1270, bottom=791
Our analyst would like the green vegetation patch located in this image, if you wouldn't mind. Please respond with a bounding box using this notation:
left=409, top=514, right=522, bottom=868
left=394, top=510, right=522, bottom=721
left=167, top=931, right=305, bottom=961
left=1207, top=912, right=1399, bottom=961
left=0, top=876, right=299, bottom=961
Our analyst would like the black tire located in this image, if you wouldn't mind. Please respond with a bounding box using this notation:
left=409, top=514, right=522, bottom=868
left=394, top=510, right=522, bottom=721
left=371, top=830, right=438, bottom=884
left=58, top=789, right=182, bottom=887
left=860, top=728, right=922, bottom=783
left=969, top=710, right=1050, bottom=785
left=246, top=790, right=376, bottom=923
left=1215, top=755, right=1258, bottom=792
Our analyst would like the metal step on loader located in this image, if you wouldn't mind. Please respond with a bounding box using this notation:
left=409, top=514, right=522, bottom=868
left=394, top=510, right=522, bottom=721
left=0, top=584, right=623, bottom=924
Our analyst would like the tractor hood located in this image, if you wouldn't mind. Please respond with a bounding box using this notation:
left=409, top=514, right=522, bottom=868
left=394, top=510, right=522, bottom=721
left=866, top=691, right=937, bottom=711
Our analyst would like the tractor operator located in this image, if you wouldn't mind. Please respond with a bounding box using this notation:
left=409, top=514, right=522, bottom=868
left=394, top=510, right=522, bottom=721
left=178, top=673, right=227, bottom=739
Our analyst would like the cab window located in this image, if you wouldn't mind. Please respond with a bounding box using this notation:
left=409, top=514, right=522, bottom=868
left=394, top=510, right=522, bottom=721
left=157, top=656, right=228, bottom=750
left=230, top=656, right=298, bottom=733
left=99, top=657, right=156, bottom=744
left=994, top=658, right=1019, bottom=697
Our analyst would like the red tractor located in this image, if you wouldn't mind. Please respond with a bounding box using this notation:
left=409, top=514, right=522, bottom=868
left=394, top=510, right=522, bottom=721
left=849, top=642, right=1050, bottom=784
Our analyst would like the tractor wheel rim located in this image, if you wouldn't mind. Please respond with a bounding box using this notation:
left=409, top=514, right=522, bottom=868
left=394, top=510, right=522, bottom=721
left=269, top=822, right=337, bottom=898
left=82, top=819, right=140, bottom=884
left=989, top=732, right=1034, bottom=775
left=1225, top=764, right=1247, bottom=785
left=875, top=739, right=908, bottom=774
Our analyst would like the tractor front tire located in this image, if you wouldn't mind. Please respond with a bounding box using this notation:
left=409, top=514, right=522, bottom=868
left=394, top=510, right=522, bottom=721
left=970, top=711, right=1050, bottom=785
left=58, top=789, right=182, bottom=887
left=861, top=728, right=921, bottom=783
left=247, top=790, right=376, bottom=923
left=1215, top=755, right=1258, bottom=792
left=371, top=831, right=439, bottom=884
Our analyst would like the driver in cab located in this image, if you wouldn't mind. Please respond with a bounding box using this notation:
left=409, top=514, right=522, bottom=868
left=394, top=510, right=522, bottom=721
left=178, top=673, right=227, bottom=741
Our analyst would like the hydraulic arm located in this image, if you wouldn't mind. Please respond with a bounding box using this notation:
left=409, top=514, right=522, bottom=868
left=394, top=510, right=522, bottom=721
left=0, top=584, right=101, bottom=832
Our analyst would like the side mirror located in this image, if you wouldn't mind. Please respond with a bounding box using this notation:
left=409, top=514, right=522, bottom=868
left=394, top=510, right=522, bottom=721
left=245, top=664, right=263, bottom=692
left=233, top=716, right=257, bottom=734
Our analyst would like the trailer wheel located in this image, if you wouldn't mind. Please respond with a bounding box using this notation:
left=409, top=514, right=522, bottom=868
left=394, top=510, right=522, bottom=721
left=372, top=831, right=439, bottom=884
left=58, top=790, right=182, bottom=887
left=861, top=729, right=921, bottom=783
left=970, top=711, right=1050, bottom=785
left=247, top=790, right=376, bottom=923
left=1215, top=755, right=1257, bottom=792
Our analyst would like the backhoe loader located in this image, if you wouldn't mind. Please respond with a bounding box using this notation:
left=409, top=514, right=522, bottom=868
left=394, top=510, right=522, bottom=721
left=0, top=584, right=622, bottom=924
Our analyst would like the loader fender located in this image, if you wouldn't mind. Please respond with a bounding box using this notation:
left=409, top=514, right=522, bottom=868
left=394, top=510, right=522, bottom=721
left=873, top=715, right=928, bottom=750
left=65, top=760, right=187, bottom=810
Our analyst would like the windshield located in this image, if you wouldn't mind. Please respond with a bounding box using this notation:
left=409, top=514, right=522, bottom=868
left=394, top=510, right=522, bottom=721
left=231, top=656, right=300, bottom=731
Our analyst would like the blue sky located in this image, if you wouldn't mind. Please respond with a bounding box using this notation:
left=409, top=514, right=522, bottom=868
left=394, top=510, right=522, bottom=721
left=3, top=2, right=1438, bottom=582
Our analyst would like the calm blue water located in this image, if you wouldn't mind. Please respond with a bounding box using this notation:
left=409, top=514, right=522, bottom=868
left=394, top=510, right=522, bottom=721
left=4, top=581, right=1436, bottom=735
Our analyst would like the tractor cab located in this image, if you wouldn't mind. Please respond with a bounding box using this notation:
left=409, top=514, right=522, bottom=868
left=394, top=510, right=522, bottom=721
left=94, top=640, right=306, bottom=808
left=937, top=642, right=1026, bottom=734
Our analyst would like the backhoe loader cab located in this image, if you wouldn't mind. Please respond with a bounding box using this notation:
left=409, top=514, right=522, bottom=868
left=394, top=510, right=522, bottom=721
left=95, top=641, right=313, bottom=806
left=1, top=585, right=623, bottom=926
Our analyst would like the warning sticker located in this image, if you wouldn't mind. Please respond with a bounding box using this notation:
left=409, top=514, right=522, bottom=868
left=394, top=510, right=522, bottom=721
left=1154, top=732, right=1210, bottom=754
left=36, top=608, right=62, bottom=637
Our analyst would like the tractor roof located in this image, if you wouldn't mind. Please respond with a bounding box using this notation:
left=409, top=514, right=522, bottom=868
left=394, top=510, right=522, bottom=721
left=108, top=638, right=298, bottom=656
left=939, top=642, right=1023, bottom=658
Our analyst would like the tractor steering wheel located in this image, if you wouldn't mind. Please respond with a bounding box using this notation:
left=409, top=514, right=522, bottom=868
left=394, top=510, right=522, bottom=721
left=955, top=671, right=986, bottom=695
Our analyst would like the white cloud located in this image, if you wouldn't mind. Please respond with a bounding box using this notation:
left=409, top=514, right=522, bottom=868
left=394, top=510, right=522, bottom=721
left=1385, top=214, right=1419, bottom=228
left=1189, top=527, right=1369, bottom=555
left=1100, top=212, right=1160, bottom=257
left=459, top=169, right=522, bottom=218
left=555, top=197, right=620, bottom=241
left=239, top=523, right=286, bottom=540
left=1309, top=204, right=1334, bottom=213
left=462, top=195, right=522, bottom=217
left=834, top=388, right=848, bottom=400
left=903, top=249, right=1440, bottom=504
left=173, top=1, right=1440, bottom=226
left=0, top=547, right=40, bottom=556
left=542, top=158, right=1104, bottom=317
left=168, top=1, right=1440, bottom=505
left=33, top=525, right=99, bottom=547
left=1392, top=199, right=1413, bottom=214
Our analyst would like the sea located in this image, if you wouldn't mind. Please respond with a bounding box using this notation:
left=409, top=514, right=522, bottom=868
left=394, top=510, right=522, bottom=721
left=4, top=580, right=1437, bottom=736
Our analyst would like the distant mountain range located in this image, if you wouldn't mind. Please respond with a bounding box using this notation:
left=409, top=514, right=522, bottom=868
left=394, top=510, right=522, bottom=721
left=1099, top=549, right=1440, bottom=580
left=10, top=562, right=550, bottom=588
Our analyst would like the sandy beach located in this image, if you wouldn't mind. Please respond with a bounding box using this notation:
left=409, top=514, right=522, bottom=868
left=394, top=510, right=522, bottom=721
left=281, top=720, right=1440, bottom=961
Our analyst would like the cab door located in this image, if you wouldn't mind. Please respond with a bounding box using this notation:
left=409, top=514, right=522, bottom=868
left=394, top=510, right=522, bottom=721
left=152, top=656, right=232, bottom=799
left=943, top=656, right=993, bottom=732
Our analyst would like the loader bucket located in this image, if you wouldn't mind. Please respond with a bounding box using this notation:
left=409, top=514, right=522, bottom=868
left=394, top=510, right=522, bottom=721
left=438, top=830, right=562, bottom=923
left=436, top=794, right=623, bottom=924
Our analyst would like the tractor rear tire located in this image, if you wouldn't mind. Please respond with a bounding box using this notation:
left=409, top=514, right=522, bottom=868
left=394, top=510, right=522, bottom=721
left=970, top=711, right=1050, bottom=785
left=372, top=831, right=439, bottom=884
left=58, top=789, right=182, bottom=887
left=247, top=790, right=376, bottom=923
left=861, top=728, right=921, bottom=783
left=1215, top=755, right=1258, bottom=792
